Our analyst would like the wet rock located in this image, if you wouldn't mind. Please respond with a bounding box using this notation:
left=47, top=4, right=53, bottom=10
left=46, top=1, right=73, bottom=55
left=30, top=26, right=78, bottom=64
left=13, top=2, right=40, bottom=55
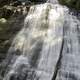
left=10, top=1, right=22, bottom=7
left=0, top=7, right=14, bottom=19
left=30, top=0, right=47, bottom=3
left=0, top=15, right=25, bottom=63
left=0, top=18, right=7, bottom=23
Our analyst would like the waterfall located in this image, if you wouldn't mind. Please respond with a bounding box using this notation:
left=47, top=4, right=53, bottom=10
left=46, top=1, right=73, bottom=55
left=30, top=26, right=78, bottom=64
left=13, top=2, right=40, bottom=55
left=55, top=10, right=80, bottom=80
left=0, top=0, right=80, bottom=80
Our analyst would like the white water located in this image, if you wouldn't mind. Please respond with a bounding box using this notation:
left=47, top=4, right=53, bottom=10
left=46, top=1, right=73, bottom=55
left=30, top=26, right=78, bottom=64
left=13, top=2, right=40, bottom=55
left=0, top=0, right=80, bottom=80
left=2, top=3, right=64, bottom=80
left=56, top=8, right=80, bottom=80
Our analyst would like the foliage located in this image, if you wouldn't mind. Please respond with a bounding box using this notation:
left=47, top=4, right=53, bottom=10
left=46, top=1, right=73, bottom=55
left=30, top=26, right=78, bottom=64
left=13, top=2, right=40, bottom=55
left=59, top=0, right=80, bottom=10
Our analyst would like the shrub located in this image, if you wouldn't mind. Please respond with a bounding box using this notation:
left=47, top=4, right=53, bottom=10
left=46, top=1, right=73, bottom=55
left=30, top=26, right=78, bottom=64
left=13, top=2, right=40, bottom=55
left=59, top=0, right=80, bottom=10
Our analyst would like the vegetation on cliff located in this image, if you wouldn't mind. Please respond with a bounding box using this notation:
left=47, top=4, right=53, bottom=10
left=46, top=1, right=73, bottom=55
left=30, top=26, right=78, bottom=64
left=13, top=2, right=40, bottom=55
left=59, top=0, right=80, bottom=11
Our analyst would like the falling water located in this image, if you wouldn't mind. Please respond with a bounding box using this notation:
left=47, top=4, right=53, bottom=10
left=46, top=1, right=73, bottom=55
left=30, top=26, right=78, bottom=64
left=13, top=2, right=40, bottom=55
left=0, top=0, right=80, bottom=80
left=56, top=9, right=80, bottom=80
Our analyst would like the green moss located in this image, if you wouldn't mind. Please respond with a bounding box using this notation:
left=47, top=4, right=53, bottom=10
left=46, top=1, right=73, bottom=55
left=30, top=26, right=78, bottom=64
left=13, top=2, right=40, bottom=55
left=58, top=0, right=80, bottom=11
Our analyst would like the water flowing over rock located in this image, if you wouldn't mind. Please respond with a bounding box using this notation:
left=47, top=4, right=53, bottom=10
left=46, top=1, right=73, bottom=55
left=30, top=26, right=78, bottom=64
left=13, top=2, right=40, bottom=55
left=0, top=0, right=80, bottom=80
left=0, top=3, right=64, bottom=80
left=56, top=9, right=80, bottom=80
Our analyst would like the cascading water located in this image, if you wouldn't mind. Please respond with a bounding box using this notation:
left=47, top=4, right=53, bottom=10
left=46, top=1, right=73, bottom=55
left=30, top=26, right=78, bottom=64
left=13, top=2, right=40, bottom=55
left=0, top=2, right=64, bottom=80
left=0, top=0, right=80, bottom=80
left=56, top=9, right=80, bottom=80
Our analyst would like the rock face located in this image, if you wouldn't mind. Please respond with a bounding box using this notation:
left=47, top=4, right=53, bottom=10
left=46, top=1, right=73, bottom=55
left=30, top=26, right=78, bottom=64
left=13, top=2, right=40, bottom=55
left=0, top=1, right=80, bottom=80
left=0, top=15, right=25, bottom=63
left=30, top=0, right=47, bottom=3
left=0, top=0, right=29, bottom=62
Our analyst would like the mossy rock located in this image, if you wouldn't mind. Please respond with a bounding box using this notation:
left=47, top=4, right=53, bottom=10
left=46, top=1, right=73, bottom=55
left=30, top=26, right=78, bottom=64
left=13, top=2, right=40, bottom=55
left=0, top=7, right=14, bottom=19
left=0, top=18, right=9, bottom=34
left=0, top=18, right=10, bottom=50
